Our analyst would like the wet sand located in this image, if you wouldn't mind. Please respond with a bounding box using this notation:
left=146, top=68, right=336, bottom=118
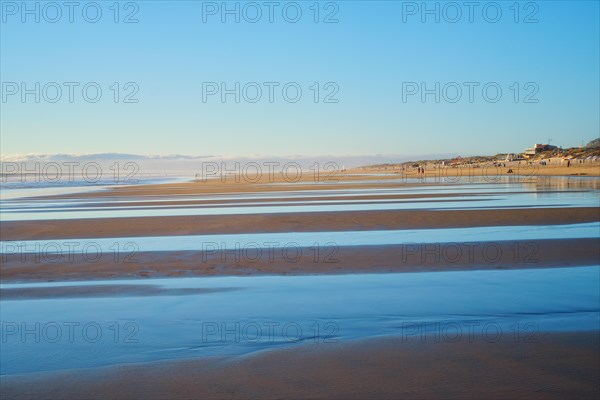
left=1, top=174, right=599, bottom=399
left=2, top=331, right=598, bottom=399
left=2, top=207, right=598, bottom=241
left=2, top=238, right=598, bottom=283
left=2, top=174, right=599, bottom=282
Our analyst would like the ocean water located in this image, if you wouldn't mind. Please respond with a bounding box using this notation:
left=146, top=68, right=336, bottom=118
left=0, top=176, right=191, bottom=200
left=1, top=267, right=599, bottom=375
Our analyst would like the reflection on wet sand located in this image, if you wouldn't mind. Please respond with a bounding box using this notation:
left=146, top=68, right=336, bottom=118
left=0, top=284, right=242, bottom=300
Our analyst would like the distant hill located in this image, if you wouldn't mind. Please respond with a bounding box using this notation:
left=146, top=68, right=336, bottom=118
left=586, top=138, right=600, bottom=148
left=360, top=142, right=600, bottom=169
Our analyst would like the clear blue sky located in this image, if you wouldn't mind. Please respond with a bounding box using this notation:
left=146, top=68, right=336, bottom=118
left=1, top=0, right=598, bottom=157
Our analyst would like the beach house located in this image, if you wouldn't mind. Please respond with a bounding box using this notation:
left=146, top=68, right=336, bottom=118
left=524, top=143, right=557, bottom=158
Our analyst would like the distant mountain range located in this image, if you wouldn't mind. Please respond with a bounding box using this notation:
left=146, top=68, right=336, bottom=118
left=0, top=153, right=459, bottom=175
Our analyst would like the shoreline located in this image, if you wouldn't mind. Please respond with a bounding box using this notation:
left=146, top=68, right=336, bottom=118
left=2, top=174, right=598, bottom=283
left=9, top=168, right=597, bottom=200
left=1, top=172, right=598, bottom=399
